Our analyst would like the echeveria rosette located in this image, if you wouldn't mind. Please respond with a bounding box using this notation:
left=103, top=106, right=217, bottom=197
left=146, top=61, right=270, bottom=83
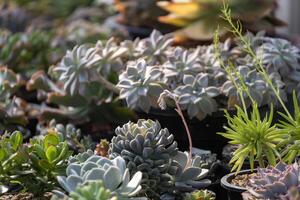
left=221, top=65, right=286, bottom=108
left=168, top=151, right=211, bottom=193
left=163, top=47, right=202, bottom=86
left=137, top=30, right=174, bottom=65
left=92, top=38, right=127, bottom=77
left=57, top=155, right=144, bottom=199
left=118, top=59, right=166, bottom=112
left=242, top=162, right=300, bottom=200
left=53, top=44, right=101, bottom=96
left=174, top=74, right=219, bottom=120
left=109, top=119, right=178, bottom=197
left=258, top=37, right=300, bottom=95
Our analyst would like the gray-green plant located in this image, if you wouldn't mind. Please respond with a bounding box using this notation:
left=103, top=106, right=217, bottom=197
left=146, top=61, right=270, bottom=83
left=137, top=30, right=173, bottom=65
left=109, top=119, right=178, bottom=197
left=163, top=47, right=202, bottom=86
left=117, top=59, right=165, bottom=112
left=221, top=65, right=285, bottom=108
left=57, top=155, right=144, bottom=199
left=242, top=162, right=300, bottom=200
left=174, top=74, right=219, bottom=120
left=109, top=119, right=211, bottom=198
left=168, top=151, right=211, bottom=193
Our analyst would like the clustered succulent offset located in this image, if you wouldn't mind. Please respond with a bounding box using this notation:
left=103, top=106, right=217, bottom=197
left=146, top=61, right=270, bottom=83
left=56, top=154, right=145, bottom=199
left=242, top=162, right=300, bottom=200
left=109, top=119, right=211, bottom=198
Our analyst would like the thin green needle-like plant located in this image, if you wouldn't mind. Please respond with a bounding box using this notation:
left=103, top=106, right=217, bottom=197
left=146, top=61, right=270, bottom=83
left=277, top=91, right=300, bottom=163
left=220, top=1, right=293, bottom=121
left=219, top=104, right=283, bottom=172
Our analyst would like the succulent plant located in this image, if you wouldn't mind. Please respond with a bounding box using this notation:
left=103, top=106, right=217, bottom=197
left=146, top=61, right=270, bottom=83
left=256, top=37, right=300, bottom=94
left=40, top=120, right=94, bottom=153
left=70, top=180, right=117, bottom=200
left=219, top=104, right=284, bottom=172
left=163, top=47, right=202, bottom=86
left=95, top=139, right=110, bottom=157
left=53, top=44, right=101, bottom=96
left=57, top=155, right=144, bottom=199
left=0, top=30, right=55, bottom=76
left=68, top=149, right=95, bottom=164
left=221, top=65, right=286, bottom=108
left=174, top=74, right=219, bottom=120
left=0, top=67, right=21, bottom=101
left=184, top=190, right=216, bottom=200
left=109, top=119, right=178, bottom=197
left=118, top=59, right=165, bottom=112
left=277, top=93, right=300, bottom=164
left=29, top=130, right=73, bottom=178
left=158, top=0, right=285, bottom=41
left=168, top=151, right=211, bottom=193
left=137, top=30, right=174, bottom=65
left=242, top=162, right=300, bottom=200
left=92, top=38, right=127, bottom=77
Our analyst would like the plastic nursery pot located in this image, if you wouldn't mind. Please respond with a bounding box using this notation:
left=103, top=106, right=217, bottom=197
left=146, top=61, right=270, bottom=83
left=135, top=108, right=229, bottom=156
left=221, top=169, right=256, bottom=200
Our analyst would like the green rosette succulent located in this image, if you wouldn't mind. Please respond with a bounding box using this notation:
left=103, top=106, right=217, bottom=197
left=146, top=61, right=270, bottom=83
left=57, top=155, right=144, bottom=199
left=242, top=162, right=300, bottom=200
left=109, top=119, right=178, bottom=197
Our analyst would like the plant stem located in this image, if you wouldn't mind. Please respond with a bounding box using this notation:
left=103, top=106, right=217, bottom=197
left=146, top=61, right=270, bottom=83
left=174, top=101, right=193, bottom=166
left=97, top=74, right=120, bottom=94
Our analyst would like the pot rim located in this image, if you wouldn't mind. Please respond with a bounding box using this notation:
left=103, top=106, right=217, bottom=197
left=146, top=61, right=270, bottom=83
left=221, top=169, right=257, bottom=192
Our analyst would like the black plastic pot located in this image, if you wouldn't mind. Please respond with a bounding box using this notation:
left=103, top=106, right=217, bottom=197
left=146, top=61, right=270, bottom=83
left=221, top=169, right=255, bottom=200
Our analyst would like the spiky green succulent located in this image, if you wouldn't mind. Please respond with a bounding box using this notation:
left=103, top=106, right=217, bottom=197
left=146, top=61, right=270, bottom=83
left=109, top=119, right=178, bottom=197
left=118, top=59, right=165, bottom=112
left=174, top=74, right=219, bottom=120
left=277, top=92, right=300, bottom=164
left=242, top=162, right=300, bottom=200
left=184, top=190, right=216, bottom=200
left=218, top=104, right=284, bottom=172
left=57, top=155, right=144, bottom=199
